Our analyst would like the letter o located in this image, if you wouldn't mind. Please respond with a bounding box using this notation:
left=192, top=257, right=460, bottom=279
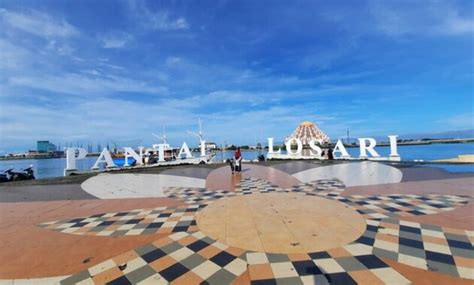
left=286, top=138, right=303, bottom=155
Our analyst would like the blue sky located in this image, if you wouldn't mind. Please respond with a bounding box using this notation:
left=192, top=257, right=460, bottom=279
left=0, top=0, right=473, bottom=153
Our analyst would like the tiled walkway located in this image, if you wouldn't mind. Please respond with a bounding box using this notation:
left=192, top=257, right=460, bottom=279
left=0, top=161, right=473, bottom=284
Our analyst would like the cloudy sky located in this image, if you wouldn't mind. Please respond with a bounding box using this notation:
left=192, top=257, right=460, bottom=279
left=0, top=0, right=473, bottom=153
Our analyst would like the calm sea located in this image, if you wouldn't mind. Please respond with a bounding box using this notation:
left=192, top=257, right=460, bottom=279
left=1, top=143, right=473, bottom=179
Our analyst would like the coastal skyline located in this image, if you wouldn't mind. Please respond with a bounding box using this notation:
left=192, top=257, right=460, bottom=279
left=1, top=0, right=473, bottom=153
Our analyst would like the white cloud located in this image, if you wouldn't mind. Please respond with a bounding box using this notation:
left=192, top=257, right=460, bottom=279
left=148, top=13, right=189, bottom=31
left=157, top=56, right=368, bottom=92
left=8, top=73, right=167, bottom=96
left=0, top=39, right=30, bottom=69
left=443, top=113, right=474, bottom=130
left=0, top=97, right=198, bottom=150
left=0, top=95, right=342, bottom=152
left=0, top=8, right=78, bottom=39
left=165, top=56, right=183, bottom=67
left=444, top=17, right=474, bottom=35
left=369, top=1, right=473, bottom=37
left=202, top=90, right=268, bottom=106
left=46, top=40, right=74, bottom=55
left=126, top=1, right=189, bottom=31
left=97, top=61, right=125, bottom=70
left=100, top=32, right=133, bottom=48
left=0, top=79, right=431, bottom=152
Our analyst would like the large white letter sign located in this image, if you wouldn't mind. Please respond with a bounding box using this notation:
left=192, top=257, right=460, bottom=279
left=178, top=142, right=193, bottom=159
left=285, top=138, right=303, bottom=156
left=388, top=135, right=399, bottom=157
left=358, top=138, right=380, bottom=158
left=92, top=148, right=117, bottom=170
left=156, top=144, right=170, bottom=162
left=65, top=148, right=87, bottom=170
left=267, top=138, right=281, bottom=155
left=333, top=139, right=351, bottom=158
left=200, top=140, right=206, bottom=157
left=123, top=147, right=143, bottom=167
left=308, top=139, right=323, bottom=157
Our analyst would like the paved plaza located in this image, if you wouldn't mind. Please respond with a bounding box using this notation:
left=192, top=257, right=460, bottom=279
left=0, top=161, right=473, bottom=284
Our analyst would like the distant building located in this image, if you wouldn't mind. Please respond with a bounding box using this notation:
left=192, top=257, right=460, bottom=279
left=37, top=141, right=57, bottom=153
left=285, top=121, right=331, bottom=146
left=8, top=152, right=28, bottom=158
left=205, top=142, right=217, bottom=150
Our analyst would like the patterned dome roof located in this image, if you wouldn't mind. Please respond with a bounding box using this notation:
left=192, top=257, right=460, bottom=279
left=285, top=121, right=331, bottom=145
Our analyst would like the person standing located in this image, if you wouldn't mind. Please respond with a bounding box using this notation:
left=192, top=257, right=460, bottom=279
left=234, top=147, right=242, bottom=172
left=328, top=148, right=334, bottom=160
left=226, top=158, right=235, bottom=174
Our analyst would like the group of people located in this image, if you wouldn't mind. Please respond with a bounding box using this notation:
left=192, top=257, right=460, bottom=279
left=227, top=147, right=242, bottom=174
left=226, top=146, right=333, bottom=174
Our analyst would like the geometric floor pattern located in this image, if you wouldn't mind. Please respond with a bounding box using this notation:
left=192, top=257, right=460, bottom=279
left=244, top=237, right=411, bottom=284
left=60, top=231, right=248, bottom=285
left=59, top=226, right=411, bottom=285
left=164, top=177, right=347, bottom=205
left=40, top=178, right=347, bottom=238
left=36, top=177, right=474, bottom=283
left=370, top=218, right=474, bottom=280
left=38, top=204, right=205, bottom=236
left=289, top=178, right=346, bottom=197
left=338, top=194, right=471, bottom=220
left=163, top=187, right=232, bottom=205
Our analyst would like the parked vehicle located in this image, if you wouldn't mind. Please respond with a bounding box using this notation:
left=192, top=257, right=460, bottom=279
left=0, top=169, right=11, bottom=182
left=112, top=157, right=136, bottom=167
left=0, top=166, right=35, bottom=182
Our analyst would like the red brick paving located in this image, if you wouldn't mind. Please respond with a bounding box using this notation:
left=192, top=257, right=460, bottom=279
left=0, top=198, right=183, bottom=278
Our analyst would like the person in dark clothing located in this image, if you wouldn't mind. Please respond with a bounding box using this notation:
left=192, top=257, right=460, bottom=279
left=328, top=148, right=334, bottom=160
left=234, top=147, right=242, bottom=172
left=226, top=158, right=235, bottom=174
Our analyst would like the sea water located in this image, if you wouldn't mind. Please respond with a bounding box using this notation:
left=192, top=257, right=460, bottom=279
left=0, top=143, right=473, bottom=179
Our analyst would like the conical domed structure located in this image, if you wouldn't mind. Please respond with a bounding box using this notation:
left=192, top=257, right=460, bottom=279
left=285, top=121, right=331, bottom=145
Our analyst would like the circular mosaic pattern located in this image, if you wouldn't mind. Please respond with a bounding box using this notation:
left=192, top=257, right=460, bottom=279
left=196, top=192, right=366, bottom=253
left=38, top=168, right=473, bottom=284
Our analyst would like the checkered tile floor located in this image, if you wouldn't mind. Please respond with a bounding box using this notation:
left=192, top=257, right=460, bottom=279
left=289, top=178, right=347, bottom=197
left=38, top=177, right=474, bottom=283
left=368, top=218, right=474, bottom=279
left=246, top=247, right=410, bottom=285
left=39, top=205, right=205, bottom=236
left=60, top=231, right=248, bottom=285
left=164, top=177, right=347, bottom=204
left=234, top=177, right=284, bottom=194
left=338, top=194, right=471, bottom=219
left=60, top=228, right=411, bottom=285
left=164, top=187, right=232, bottom=205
